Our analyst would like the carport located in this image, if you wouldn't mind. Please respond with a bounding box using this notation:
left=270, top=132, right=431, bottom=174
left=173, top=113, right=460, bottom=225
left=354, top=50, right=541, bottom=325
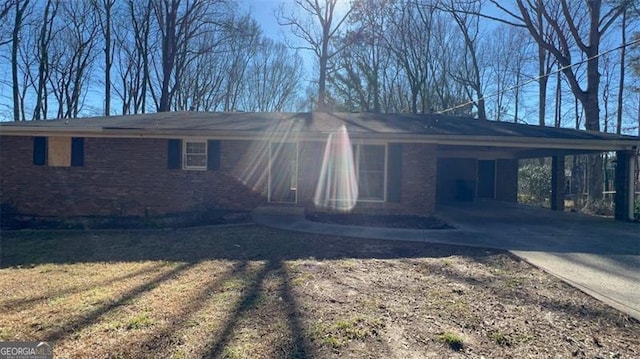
left=430, top=122, right=639, bottom=221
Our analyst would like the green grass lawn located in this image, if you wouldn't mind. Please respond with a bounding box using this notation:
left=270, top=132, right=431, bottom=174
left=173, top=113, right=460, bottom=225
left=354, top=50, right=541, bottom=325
left=1, top=225, right=638, bottom=358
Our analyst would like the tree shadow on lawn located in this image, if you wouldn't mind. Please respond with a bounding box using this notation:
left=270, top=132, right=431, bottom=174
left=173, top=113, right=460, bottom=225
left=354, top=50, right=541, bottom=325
left=0, top=261, right=168, bottom=312
left=0, top=225, right=500, bottom=267
left=1, top=225, right=485, bottom=357
left=2, top=225, right=635, bottom=357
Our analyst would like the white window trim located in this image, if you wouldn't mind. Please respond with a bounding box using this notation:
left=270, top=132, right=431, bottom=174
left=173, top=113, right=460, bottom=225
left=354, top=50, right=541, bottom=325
left=183, top=139, right=207, bottom=171
left=353, top=142, right=387, bottom=203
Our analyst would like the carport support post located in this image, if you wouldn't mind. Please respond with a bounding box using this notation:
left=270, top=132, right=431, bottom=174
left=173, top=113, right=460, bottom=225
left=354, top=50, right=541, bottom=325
left=551, top=156, right=565, bottom=211
left=615, top=150, right=636, bottom=221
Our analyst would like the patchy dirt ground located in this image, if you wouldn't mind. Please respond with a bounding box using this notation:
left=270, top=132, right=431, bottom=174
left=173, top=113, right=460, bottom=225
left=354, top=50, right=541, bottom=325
left=0, top=225, right=637, bottom=358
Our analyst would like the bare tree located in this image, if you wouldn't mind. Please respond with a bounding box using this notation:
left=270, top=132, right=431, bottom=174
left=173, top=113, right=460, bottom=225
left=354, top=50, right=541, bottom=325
left=126, top=0, right=154, bottom=114
left=385, top=0, right=434, bottom=114
left=48, top=0, right=99, bottom=119
left=151, top=0, right=234, bottom=112
left=32, top=0, right=58, bottom=120
left=511, top=27, right=534, bottom=123
left=0, top=0, right=17, bottom=46
left=535, top=3, right=562, bottom=128
left=616, top=7, right=628, bottom=135
left=330, top=0, right=389, bottom=112
left=487, top=24, right=528, bottom=122
left=174, top=31, right=227, bottom=111
left=328, top=0, right=475, bottom=115
left=277, top=0, right=353, bottom=110
left=11, top=0, right=30, bottom=121
left=241, top=38, right=303, bottom=111
left=429, top=8, right=473, bottom=115
left=93, top=0, right=116, bottom=116
left=220, top=16, right=260, bottom=111
left=170, top=11, right=257, bottom=112
left=440, top=0, right=488, bottom=119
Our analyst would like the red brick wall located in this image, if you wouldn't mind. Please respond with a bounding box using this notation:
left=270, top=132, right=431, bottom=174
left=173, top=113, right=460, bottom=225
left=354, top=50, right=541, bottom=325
left=400, top=143, right=437, bottom=214
left=1, top=136, right=439, bottom=218
left=0, top=136, right=266, bottom=217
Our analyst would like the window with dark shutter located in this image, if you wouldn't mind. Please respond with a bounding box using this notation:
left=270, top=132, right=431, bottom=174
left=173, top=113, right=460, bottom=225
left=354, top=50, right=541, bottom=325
left=33, top=137, right=47, bottom=166
left=167, top=139, right=182, bottom=169
left=71, top=137, right=84, bottom=167
left=387, top=144, right=402, bottom=202
left=207, top=140, right=221, bottom=171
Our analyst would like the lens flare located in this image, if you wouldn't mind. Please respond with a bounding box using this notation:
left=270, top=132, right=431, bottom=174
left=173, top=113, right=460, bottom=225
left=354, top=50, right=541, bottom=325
left=233, top=118, right=302, bottom=199
left=314, top=125, right=358, bottom=212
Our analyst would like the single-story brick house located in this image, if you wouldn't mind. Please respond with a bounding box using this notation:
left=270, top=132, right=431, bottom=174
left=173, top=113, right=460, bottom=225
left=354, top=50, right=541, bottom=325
left=1, top=112, right=638, bottom=223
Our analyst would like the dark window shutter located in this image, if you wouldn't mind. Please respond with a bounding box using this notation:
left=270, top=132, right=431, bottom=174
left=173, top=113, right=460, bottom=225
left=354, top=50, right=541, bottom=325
left=167, top=139, right=182, bottom=169
left=33, top=137, right=47, bottom=166
left=207, top=140, right=221, bottom=171
left=387, top=144, right=402, bottom=202
left=71, top=137, right=84, bottom=167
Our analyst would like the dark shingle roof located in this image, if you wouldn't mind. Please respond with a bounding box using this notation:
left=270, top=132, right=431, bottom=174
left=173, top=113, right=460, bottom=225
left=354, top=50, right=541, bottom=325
left=1, top=111, right=638, bottom=145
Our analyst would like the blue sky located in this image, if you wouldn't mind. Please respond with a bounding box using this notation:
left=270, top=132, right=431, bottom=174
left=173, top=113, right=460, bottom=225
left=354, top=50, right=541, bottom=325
left=242, top=0, right=285, bottom=39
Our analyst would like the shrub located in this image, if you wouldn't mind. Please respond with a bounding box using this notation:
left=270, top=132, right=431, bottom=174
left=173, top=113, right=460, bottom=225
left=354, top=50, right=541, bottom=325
left=518, top=163, right=551, bottom=205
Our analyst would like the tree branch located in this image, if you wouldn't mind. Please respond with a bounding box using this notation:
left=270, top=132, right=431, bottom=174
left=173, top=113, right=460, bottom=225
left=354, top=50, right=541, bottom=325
left=560, top=0, right=588, bottom=52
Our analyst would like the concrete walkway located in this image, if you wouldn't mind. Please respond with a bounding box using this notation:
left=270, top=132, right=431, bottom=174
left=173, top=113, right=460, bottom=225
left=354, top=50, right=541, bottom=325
left=252, top=201, right=640, bottom=321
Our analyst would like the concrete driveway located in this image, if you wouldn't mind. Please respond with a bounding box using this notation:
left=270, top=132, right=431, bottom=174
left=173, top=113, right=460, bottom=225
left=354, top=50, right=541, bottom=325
left=253, top=201, right=640, bottom=320
left=437, top=201, right=640, bottom=321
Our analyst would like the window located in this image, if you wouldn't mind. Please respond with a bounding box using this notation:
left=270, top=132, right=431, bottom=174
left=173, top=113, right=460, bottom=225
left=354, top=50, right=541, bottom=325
left=168, top=139, right=220, bottom=171
left=33, top=136, right=84, bottom=167
left=354, top=144, right=386, bottom=201
left=183, top=141, right=207, bottom=170
left=48, top=137, right=72, bottom=167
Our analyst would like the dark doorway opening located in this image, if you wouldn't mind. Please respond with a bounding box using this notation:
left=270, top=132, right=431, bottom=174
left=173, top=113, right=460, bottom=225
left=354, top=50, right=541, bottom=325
left=477, top=160, right=496, bottom=199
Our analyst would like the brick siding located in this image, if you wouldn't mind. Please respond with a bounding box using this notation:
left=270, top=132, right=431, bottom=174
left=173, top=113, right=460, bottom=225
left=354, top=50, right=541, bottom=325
left=0, top=136, right=265, bottom=217
left=1, top=136, right=440, bottom=218
left=400, top=143, right=437, bottom=214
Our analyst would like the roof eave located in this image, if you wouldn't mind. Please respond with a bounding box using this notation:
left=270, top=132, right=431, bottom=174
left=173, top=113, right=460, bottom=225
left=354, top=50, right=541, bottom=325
left=1, top=127, right=637, bottom=152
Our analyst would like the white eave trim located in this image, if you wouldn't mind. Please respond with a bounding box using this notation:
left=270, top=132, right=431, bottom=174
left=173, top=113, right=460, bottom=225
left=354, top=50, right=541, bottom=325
left=1, top=126, right=638, bottom=151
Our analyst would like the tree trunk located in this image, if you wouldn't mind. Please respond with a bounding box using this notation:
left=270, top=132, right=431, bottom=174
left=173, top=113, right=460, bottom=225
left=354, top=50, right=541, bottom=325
left=12, top=0, right=29, bottom=121
left=554, top=66, right=561, bottom=128
left=583, top=99, right=604, bottom=201
left=158, top=0, right=178, bottom=112
left=514, top=65, right=520, bottom=123
left=538, top=60, right=547, bottom=126
left=616, top=9, right=626, bottom=135
left=536, top=3, right=546, bottom=128
left=34, top=0, right=54, bottom=120
left=103, top=0, right=113, bottom=116
left=318, top=28, right=329, bottom=111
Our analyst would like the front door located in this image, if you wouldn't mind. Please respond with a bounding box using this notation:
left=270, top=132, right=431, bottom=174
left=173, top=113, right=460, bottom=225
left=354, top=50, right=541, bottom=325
left=269, top=142, right=298, bottom=203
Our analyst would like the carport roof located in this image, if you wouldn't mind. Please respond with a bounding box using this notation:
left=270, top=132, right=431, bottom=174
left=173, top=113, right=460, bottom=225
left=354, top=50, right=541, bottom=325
left=1, top=111, right=638, bottom=153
